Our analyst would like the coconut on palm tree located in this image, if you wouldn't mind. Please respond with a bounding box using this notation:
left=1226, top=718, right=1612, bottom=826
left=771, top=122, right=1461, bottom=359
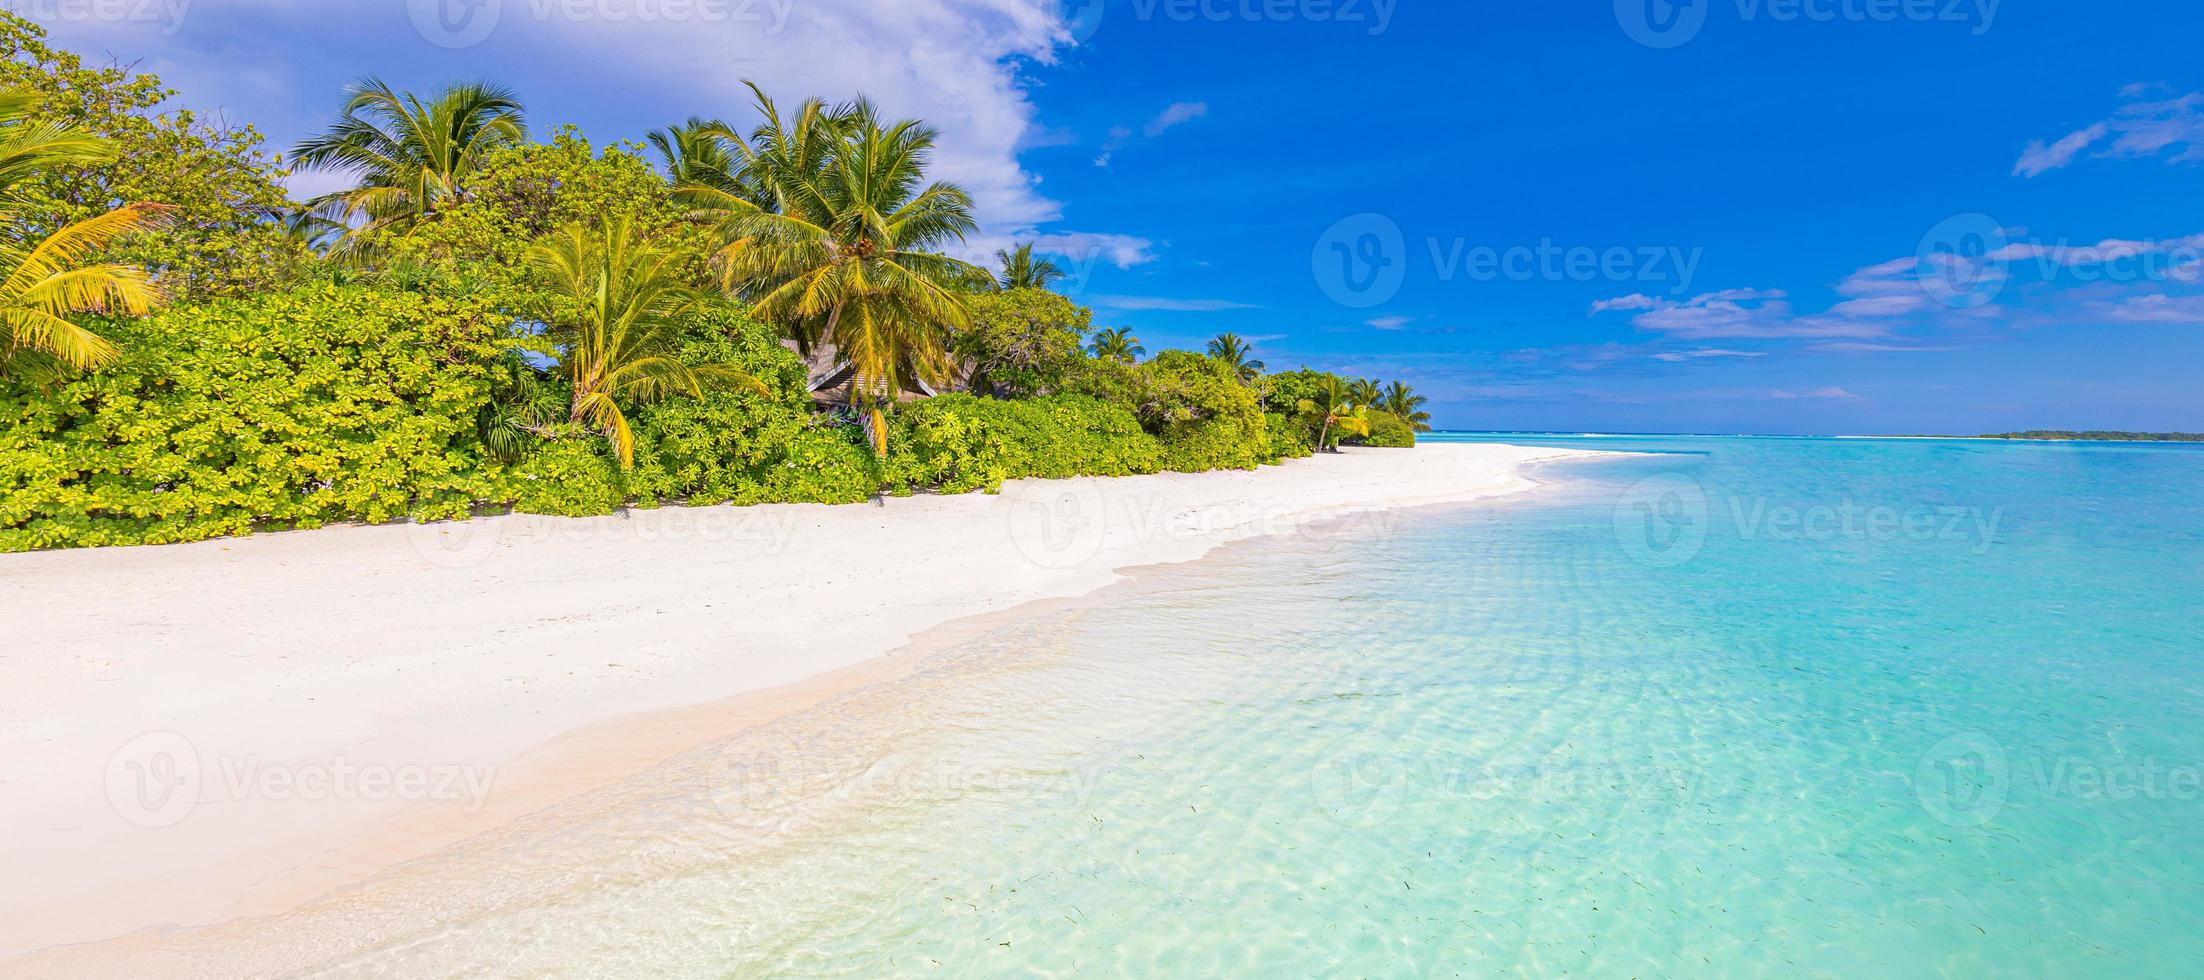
left=1380, top=380, right=1433, bottom=432
left=527, top=217, right=761, bottom=468
left=0, top=88, right=168, bottom=379
left=1298, top=376, right=1371, bottom=453
left=1204, top=332, right=1265, bottom=384
left=1088, top=326, right=1144, bottom=364
left=701, top=86, right=981, bottom=456
left=994, top=242, right=1064, bottom=291
left=289, top=78, right=527, bottom=259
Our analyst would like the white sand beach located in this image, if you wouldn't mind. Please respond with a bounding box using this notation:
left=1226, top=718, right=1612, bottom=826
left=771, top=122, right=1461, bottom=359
left=0, top=442, right=1597, bottom=962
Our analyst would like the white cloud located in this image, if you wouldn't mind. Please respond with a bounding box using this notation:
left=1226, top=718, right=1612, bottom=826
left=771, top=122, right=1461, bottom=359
left=2015, top=91, right=2204, bottom=177
left=1144, top=101, right=1208, bottom=137
left=2014, top=123, right=2110, bottom=178
left=1770, top=387, right=1860, bottom=400
left=1651, top=348, right=1764, bottom=362
left=1364, top=315, right=1412, bottom=330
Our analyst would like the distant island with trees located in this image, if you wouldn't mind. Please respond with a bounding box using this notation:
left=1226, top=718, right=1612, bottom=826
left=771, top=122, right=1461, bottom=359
left=1971, top=431, right=2204, bottom=443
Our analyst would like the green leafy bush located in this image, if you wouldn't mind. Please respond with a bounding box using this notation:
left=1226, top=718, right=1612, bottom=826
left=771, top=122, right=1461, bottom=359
left=1063, top=349, right=1271, bottom=473
left=887, top=393, right=1162, bottom=494
left=623, top=303, right=825, bottom=504
left=0, top=284, right=503, bottom=551
left=1264, top=411, right=1317, bottom=461
left=1349, top=411, right=1418, bottom=448
left=496, top=438, right=630, bottom=517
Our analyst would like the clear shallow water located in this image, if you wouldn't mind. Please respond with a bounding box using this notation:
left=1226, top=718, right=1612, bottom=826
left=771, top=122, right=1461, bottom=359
left=149, top=437, right=2204, bottom=976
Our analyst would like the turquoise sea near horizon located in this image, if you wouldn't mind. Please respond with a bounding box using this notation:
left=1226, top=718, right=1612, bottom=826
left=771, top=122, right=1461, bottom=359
left=209, top=435, right=2204, bottom=977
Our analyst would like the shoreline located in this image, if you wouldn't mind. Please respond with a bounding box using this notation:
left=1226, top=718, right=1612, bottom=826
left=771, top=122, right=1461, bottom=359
left=0, top=443, right=1609, bottom=962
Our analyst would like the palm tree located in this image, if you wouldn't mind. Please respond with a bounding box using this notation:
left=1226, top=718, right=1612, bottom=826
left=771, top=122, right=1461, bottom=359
left=526, top=218, right=761, bottom=468
left=0, top=89, right=168, bottom=379
left=0, top=90, right=113, bottom=194
left=1380, top=380, right=1433, bottom=432
left=702, top=86, right=981, bottom=457
left=648, top=116, right=766, bottom=210
left=1204, top=332, right=1264, bottom=384
left=1297, top=376, right=1371, bottom=453
left=994, top=242, right=1064, bottom=291
left=1088, top=326, right=1144, bottom=364
left=289, top=78, right=527, bottom=258
left=1348, top=376, right=1383, bottom=410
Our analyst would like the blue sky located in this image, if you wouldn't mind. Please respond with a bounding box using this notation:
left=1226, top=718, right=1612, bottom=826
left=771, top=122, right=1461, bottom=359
left=25, top=0, right=2204, bottom=433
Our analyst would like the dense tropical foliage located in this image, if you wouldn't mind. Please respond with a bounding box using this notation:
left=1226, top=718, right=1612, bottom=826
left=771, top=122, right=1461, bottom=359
left=0, top=12, right=1439, bottom=552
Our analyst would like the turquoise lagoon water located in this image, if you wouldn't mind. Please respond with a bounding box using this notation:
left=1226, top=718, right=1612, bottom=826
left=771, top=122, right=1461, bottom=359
left=188, top=436, right=2204, bottom=976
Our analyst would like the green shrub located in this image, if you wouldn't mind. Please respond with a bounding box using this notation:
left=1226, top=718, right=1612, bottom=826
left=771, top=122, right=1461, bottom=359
left=1264, top=411, right=1317, bottom=462
left=1350, top=411, right=1418, bottom=448
left=887, top=393, right=1163, bottom=494
left=0, top=284, right=506, bottom=551
left=623, top=304, right=828, bottom=504
left=1063, top=350, right=1270, bottom=473
left=497, top=438, right=630, bottom=517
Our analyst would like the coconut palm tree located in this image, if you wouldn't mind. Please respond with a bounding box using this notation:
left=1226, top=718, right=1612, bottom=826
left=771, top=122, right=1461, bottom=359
left=527, top=217, right=762, bottom=468
left=1204, top=332, right=1264, bottom=384
left=0, top=90, right=113, bottom=195
left=702, top=87, right=981, bottom=456
left=289, top=78, right=527, bottom=258
left=648, top=116, right=767, bottom=211
left=1348, top=376, right=1383, bottom=410
left=1298, top=376, right=1371, bottom=453
left=994, top=242, right=1064, bottom=291
left=0, top=89, right=168, bottom=379
left=1088, top=326, right=1144, bottom=364
left=1380, top=380, right=1433, bottom=432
